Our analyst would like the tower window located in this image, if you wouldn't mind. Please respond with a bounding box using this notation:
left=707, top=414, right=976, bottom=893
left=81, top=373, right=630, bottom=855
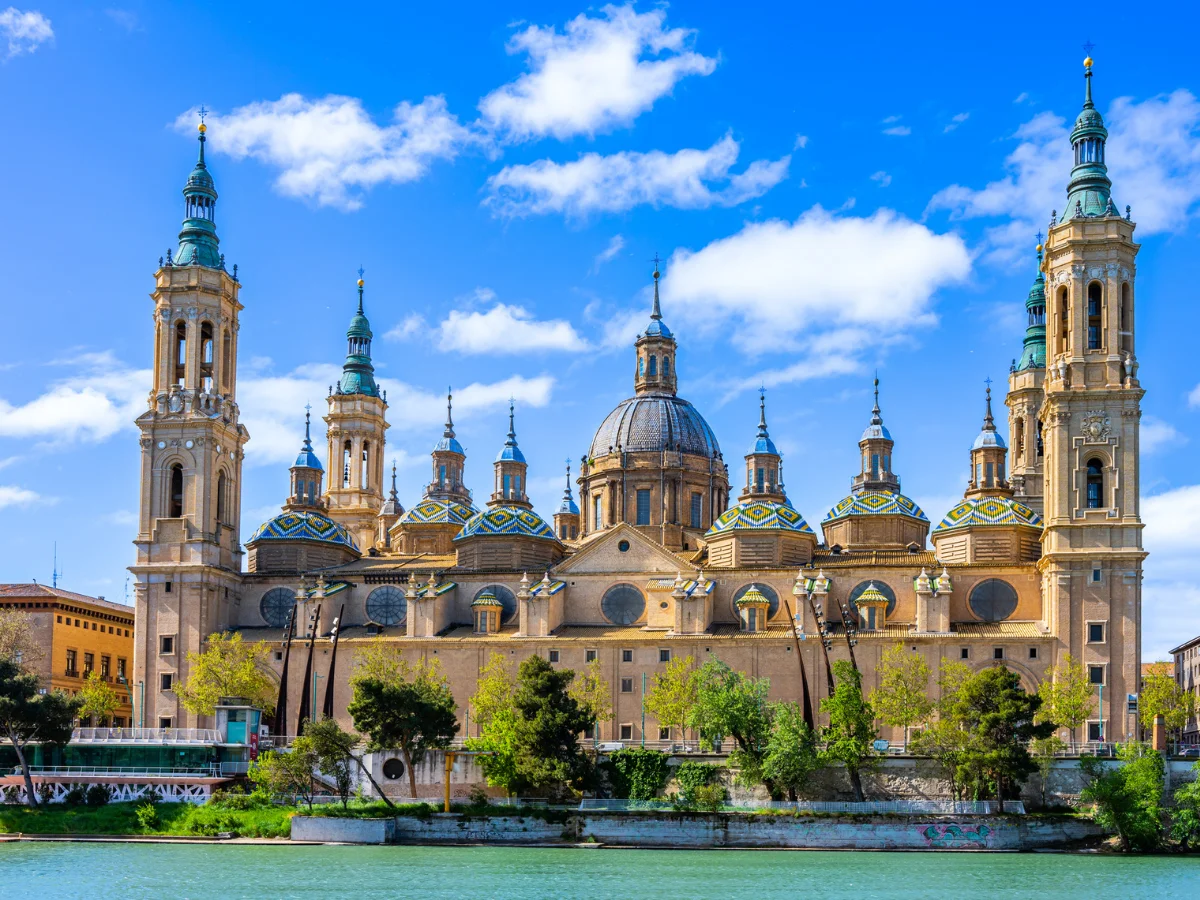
left=690, top=492, right=702, bottom=529
left=871, top=453, right=879, bottom=479
left=221, top=331, right=231, bottom=392
left=362, top=442, right=370, bottom=490
left=648, top=355, right=657, bottom=377
left=343, top=440, right=352, bottom=488
left=1120, top=283, right=1132, bottom=354
left=174, top=321, right=187, bottom=386
left=1087, top=282, right=1103, bottom=350
left=593, top=495, right=603, bottom=529
left=985, top=462, right=994, bottom=485
left=638, top=357, right=644, bottom=377
left=199, top=322, right=214, bottom=393
left=636, top=488, right=651, bottom=526
left=755, top=467, right=765, bottom=493
left=1059, top=287, right=1069, bottom=355
left=663, top=356, right=670, bottom=377
left=216, top=470, right=227, bottom=523
left=439, top=464, right=447, bottom=489
left=169, top=464, right=184, bottom=518
left=1086, top=459, right=1104, bottom=509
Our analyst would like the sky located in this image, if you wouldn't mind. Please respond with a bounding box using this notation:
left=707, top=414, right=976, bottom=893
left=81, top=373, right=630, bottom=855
left=0, top=2, right=1197, bottom=661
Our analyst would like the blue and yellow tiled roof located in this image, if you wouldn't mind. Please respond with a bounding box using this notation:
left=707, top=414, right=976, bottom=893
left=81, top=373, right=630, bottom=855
left=933, top=496, right=1043, bottom=533
left=398, top=498, right=475, bottom=527
left=248, top=510, right=359, bottom=550
left=823, top=490, right=928, bottom=523
left=455, top=506, right=557, bottom=541
left=707, top=499, right=815, bottom=537
left=735, top=586, right=771, bottom=608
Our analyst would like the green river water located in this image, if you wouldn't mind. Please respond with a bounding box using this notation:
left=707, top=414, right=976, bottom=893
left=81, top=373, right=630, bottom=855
left=0, top=843, right=1196, bottom=898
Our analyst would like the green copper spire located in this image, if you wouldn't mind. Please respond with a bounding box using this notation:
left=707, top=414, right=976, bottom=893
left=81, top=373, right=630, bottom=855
left=337, top=268, right=380, bottom=396
left=175, top=114, right=222, bottom=268
left=1064, top=55, right=1115, bottom=219
left=1017, top=239, right=1047, bottom=371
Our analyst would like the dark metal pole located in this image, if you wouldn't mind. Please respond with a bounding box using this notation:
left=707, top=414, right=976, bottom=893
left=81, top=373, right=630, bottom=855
left=273, top=605, right=297, bottom=734
left=803, top=588, right=836, bottom=693
left=832, top=595, right=860, bottom=672
left=321, top=603, right=345, bottom=719
left=296, top=603, right=321, bottom=736
left=781, top=594, right=814, bottom=730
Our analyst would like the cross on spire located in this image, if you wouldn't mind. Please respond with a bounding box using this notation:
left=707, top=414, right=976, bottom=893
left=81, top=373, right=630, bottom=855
left=1082, top=40, right=1096, bottom=57
left=198, top=105, right=208, bottom=124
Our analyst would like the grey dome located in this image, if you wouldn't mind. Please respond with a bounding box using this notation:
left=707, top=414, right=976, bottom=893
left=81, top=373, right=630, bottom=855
left=589, top=393, right=721, bottom=459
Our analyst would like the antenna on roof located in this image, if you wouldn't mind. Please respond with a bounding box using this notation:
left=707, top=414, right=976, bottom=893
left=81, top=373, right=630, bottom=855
left=53, top=542, right=60, bottom=589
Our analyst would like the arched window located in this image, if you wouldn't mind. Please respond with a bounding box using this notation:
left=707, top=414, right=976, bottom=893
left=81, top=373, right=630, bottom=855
left=199, top=323, right=214, bottom=392
left=343, top=440, right=352, bottom=488
left=1120, top=283, right=1132, bottom=354
left=1086, top=458, right=1104, bottom=509
left=361, top=442, right=370, bottom=489
left=169, top=464, right=184, bottom=518
left=638, top=357, right=644, bottom=377
left=259, top=588, right=296, bottom=628
left=174, top=322, right=187, bottom=386
left=365, top=586, right=407, bottom=627
left=648, top=355, right=657, bottom=376
left=1058, top=287, right=1069, bottom=355
left=1087, top=282, right=1103, bottom=350
left=1014, top=417, right=1025, bottom=464
left=216, top=471, right=227, bottom=523
left=221, top=330, right=231, bottom=392
left=663, top=356, right=671, bottom=377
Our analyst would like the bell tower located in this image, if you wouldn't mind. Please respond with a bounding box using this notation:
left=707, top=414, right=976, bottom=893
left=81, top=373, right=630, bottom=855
left=1007, top=242, right=1048, bottom=515
left=1040, top=55, right=1144, bottom=741
left=131, top=117, right=248, bottom=729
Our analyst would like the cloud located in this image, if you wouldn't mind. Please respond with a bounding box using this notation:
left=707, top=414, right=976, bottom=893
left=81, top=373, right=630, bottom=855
left=0, top=7, right=51, bottom=58
left=187, top=94, right=475, bottom=210
left=794, top=135, right=809, bottom=150
left=662, top=206, right=970, bottom=359
left=104, top=8, right=139, bottom=32
left=870, top=170, right=892, bottom=187
left=484, top=133, right=789, bottom=217
left=0, top=352, right=149, bottom=445
left=944, top=112, right=970, bottom=133
left=0, top=485, right=41, bottom=509
left=928, top=91, right=1200, bottom=264
left=882, top=115, right=902, bottom=124
left=883, top=126, right=912, bottom=136
left=1190, top=383, right=1200, bottom=408
left=594, top=234, right=625, bottom=269
left=479, top=3, right=716, bottom=141
left=437, top=303, right=588, bottom=354
left=1014, top=92, right=1029, bottom=104
left=384, top=313, right=425, bottom=342
left=1143, top=484, right=1200, bottom=659
left=1141, top=416, right=1185, bottom=454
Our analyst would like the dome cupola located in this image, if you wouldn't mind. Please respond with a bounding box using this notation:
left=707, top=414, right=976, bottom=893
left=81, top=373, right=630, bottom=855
left=337, top=270, right=380, bottom=397
left=175, top=114, right=222, bottom=269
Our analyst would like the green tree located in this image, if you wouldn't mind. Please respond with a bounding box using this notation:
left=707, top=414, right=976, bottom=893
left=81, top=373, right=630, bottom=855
left=175, top=632, right=275, bottom=716
left=1080, top=742, right=1165, bottom=851
left=820, top=659, right=878, bottom=802
left=0, top=657, right=80, bottom=806
left=1037, top=653, right=1094, bottom=745
left=759, top=701, right=821, bottom=801
left=1170, top=761, right=1200, bottom=850
left=688, top=659, right=772, bottom=788
left=303, top=717, right=358, bottom=809
left=607, top=747, right=670, bottom=800
left=348, top=674, right=458, bottom=801
left=935, top=658, right=973, bottom=715
left=1140, top=661, right=1196, bottom=740
left=0, top=608, right=43, bottom=670
left=469, top=652, right=517, bottom=732
left=249, top=743, right=319, bottom=811
left=954, top=666, right=1054, bottom=810
left=77, top=670, right=121, bottom=724
left=568, top=657, right=613, bottom=736
left=1030, top=735, right=1066, bottom=808
left=911, top=717, right=972, bottom=800
left=644, top=654, right=698, bottom=742
left=870, top=644, right=933, bottom=748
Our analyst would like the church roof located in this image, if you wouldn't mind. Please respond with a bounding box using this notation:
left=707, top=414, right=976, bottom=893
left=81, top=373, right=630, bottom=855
left=823, top=490, right=928, bottom=523
left=248, top=510, right=358, bottom=550
left=707, top=499, right=815, bottom=537
left=455, top=506, right=557, bottom=542
left=933, top=496, right=1043, bottom=533
left=397, top=498, right=475, bottom=527
left=590, top=393, right=721, bottom=459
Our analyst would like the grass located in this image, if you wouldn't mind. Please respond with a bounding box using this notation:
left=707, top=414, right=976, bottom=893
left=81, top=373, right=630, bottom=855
left=0, top=802, right=294, bottom=838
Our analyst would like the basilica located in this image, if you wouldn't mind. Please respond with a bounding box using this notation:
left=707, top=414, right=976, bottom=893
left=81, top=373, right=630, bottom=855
left=131, top=59, right=1145, bottom=745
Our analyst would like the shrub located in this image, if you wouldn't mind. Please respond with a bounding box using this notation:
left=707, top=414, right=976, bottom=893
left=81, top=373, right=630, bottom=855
left=467, top=786, right=490, bottom=807
left=63, top=785, right=87, bottom=806
left=692, top=783, right=728, bottom=812
left=36, top=783, right=54, bottom=805
left=85, top=784, right=112, bottom=807
left=1080, top=743, right=1165, bottom=852
left=139, top=786, right=163, bottom=805
left=209, top=789, right=266, bottom=810
left=136, top=802, right=160, bottom=832
left=608, top=748, right=670, bottom=801
left=675, top=761, right=721, bottom=805
left=3, top=785, right=20, bottom=804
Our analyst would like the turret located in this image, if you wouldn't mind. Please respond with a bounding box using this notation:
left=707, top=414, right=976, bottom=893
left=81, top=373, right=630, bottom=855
left=425, top=389, right=472, bottom=507
left=285, top=407, right=325, bottom=511
left=634, top=259, right=678, bottom=395
left=740, top=389, right=785, bottom=502
left=175, top=116, right=222, bottom=268
left=376, top=460, right=404, bottom=548
left=489, top=402, right=531, bottom=509
left=965, top=384, right=1009, bottom=499
left=851, top=377, right=901, bottom=494
left=553, top=461, right=580, bottom=541
left=1065, top=53, right=1115, bottom=219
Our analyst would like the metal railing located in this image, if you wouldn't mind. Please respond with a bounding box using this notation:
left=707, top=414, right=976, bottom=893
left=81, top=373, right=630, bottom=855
left=23, top=765, right=219, bottom=778
left=578, top=799, right=1025, bottom=815
left=71, top=727, right=221, bottom=745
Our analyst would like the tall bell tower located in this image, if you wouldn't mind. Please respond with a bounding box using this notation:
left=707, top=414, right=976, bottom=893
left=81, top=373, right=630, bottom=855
left=1040, top=55, right=1144, bottom=741
left=1007, top=243, right=1048, bottom=515
left=131, top=118, right=248, bottom=729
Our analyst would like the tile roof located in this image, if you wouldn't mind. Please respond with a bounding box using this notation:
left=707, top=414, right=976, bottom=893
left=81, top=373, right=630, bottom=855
left=0, top=584, right=134, bottom=614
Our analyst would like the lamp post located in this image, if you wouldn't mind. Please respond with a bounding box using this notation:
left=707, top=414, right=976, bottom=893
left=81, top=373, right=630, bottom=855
left=641, top=672, right=646, bottom=748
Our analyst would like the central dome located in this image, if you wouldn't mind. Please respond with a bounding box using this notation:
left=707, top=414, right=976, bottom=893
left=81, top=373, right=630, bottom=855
left=589, top=392, right=721, bottom=459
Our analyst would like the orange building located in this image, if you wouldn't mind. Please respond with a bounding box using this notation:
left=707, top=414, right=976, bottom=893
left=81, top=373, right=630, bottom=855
left=0, top=584, right=136, bottom=726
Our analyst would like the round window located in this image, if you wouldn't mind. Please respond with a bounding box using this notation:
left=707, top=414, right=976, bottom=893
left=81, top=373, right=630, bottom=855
left=848, top=581, right=897, bottom=619
left=618, top=540, right=631, bottom=552
left=382, top=757, right=405, bottom=780
left=731, top=583, right=780, bottom=620
left=601, top=583, right=646, bottom=626
left=474, top=584, right=518, bottom=624
left=968, top=579, right=1019, bottom=622
left=259, top=587, right=296, bottom=628
left=366, top=585, right=407, bottom=627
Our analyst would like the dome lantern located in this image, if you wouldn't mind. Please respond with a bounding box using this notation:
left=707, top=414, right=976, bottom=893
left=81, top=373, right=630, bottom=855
left=175, top=112, right=222, bottom=268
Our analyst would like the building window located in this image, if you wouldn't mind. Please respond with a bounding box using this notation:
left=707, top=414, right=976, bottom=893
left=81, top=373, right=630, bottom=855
left=160, top=635, right=174, bottom=654
left=56, top=615, right=62, bottom=623
left=165, top=582, right=172, bottom=593
left=659, top=727, right=671, bottom=741
left=960, top=648, right=970, bottom=660
left=993, top=647, right=1004, bottom=660
left=593, top=495, right=603, bottom=529
left=636, top=489, right=651, bottom=526
left=83, top=653, right=94, bottom=675
left=690, top=493, right=702, bottom=529
left=101, top=655, right=111, bottom=679
left=620, top=678, right=634, bottom=694
left=216, top=470, right=228, bottom=523
left=169, top=464, right=184, bottom=518
left=659, top=648, right=671, bottom=663
left=65, top=649, right=77, bottom=676
left=274, top=651, right=283, bottom=662
left=621, top=649, right=633, bottom=663
left=968, top=579, right=1019, bottom=623
left=1087, top=281, right=1103, bottom=350
left=117, top=658, right=126, bottom=680
left=1120, top=283, right=1133, bottom=354
left=549, top=650, right=560, bottom=663
left=1029, top=647, right=1038, bottom=660
left=1087, top=721, right=1103, bottom=742
left=619, top=724, right=633, bottom=741
left=159, top=717, right=173, bottom=730
left=1089, top=665, right=1105, bottom=685
left=1092, top=567, right=1102, bottom=583
left=648, top=355, right=657, bottom=376
left=601, top=584, right=646, bottom=626
left=160, top=673, right=174, bottom=692
left=1088, top=622, right=1105, bottom=643
left=585, top=649, right=597, bottom=663
left=1086, top=459, right=1104, bottom=509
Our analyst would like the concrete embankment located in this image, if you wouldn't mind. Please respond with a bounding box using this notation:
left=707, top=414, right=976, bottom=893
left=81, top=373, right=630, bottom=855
left=290, top=812, right=1103, bottom=850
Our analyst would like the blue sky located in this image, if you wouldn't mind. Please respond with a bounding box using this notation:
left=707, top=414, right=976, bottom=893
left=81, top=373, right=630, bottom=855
left=1, top=2, right=1198, bottom=659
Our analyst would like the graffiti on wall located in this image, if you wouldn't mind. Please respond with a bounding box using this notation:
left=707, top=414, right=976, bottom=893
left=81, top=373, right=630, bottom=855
left=919, top=823, right=991, bottom=849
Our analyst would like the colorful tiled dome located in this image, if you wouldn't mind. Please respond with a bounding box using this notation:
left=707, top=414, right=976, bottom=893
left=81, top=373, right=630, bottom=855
left=823, top=490, right=928, bottom=523
left=248, top=510, right=358, bottom=550
left=455, top=506, right=557, bottom=541
left=735, top=585, right=771, bottom=608
left=471, top=590, right=503, bottom=608
left=707, top=500, right=815, bottom=536
left=933, top=496, right=1043, bottom=533
left=590, top=393, right=721, bottom=459
left=397, top=498, right=475, bottom=527
left=855, top=583, right=889, bottom=607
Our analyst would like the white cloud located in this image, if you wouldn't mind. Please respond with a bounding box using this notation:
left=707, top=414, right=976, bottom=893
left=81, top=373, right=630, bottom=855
left=929, top=91, right=1200, bottom=264
left=1141, top=416, right=1185, bottom=454
left=882, top=115, right=902, bottom=124
left=384, top=313, right=425, bottom=342
left=1143, top=484, right=1200, bottom=659
left=944, top=112, right=970, bottom=133
left=484, top=133, right=789, bottom=217
left=0, top=7, right=52, bottom=58
left=870, top=170, right=892, bottom=187
left=188, top=94, right=475, bottom=210
left=883, top=126, right=912, bottom=136
left=794, top=134, right=809, bottom=150
left=0, top=485, right=41, bottom=509
left=479, top=3, right=716, bottom=141
left=1189, top=383, right=1200, bottom=408
left=105, top=8, right=139, bottom=32
left=594, top=234, right=625, bottom=269
left=1014, top=92, right=1029, bottom=104
left=661, top=206, right=971, bottom=364
left=437, top=303, right=588, bottom=354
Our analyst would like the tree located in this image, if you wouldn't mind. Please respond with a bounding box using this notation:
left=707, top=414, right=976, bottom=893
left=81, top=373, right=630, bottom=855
left=870, top=644, right=932, bottom=748
left=175, top=632, right=275, bottom=716
left=1140, top=661, right=1195, bottom=741
left=1037, top=653, right=1094, bottom=745
left=348, top=674, right=458, bottom=801
left=607, top=747, right=670, bottom=800
left=954, top=666, right=1055, bottom=810
left=1030, top=735, right=1066, bottom=809
left=0, top=608, right=43, bottom=670
left=249, top=743, right=318, bottom=811
left=688, top=659, right=772, bottom=789
left=0, top=657, right=81, bottom=806
left=468, top=652, right=517, bottom=732
left=568, top=658, right=612, bottom=736
left=820, top=659, right=878, bottom=802
left=759, top=701, right=821, bottom=801
left=303, top=717, right=358, bottom=809
left=644, top=654, right=697, bottom=742
left=935, top=658, right=973, bottom=715
left=911, top=717, right=972, bottom=800
left=1080, top=742, right=1165, bottom=851
left=1170, top=761, right=1200, bottom=850
left=77, top=670, right=121, bottom=724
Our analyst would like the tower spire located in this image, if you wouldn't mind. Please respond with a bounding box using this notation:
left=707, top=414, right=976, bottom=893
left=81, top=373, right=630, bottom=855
left=651, top=253, right=662, bottom=321
left=870, top=374, right=882, bottom=426
left=389, top=460, right=398, bottom=502
left=1065, top=50, right=1113, bottom=218
left=445, top=388, right=455, bottom=438
left=175, top=113, right=221, bottom=268
left=338, top=270, right=378, bottom=396
left=983, top=379, right=996, bottom=433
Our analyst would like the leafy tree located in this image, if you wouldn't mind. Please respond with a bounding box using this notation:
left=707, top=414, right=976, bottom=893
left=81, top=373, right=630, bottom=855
left=607, top=747, right=670, bottom=800
left=1140, top=661, right=1196, bottom=740
left=1080, top=742, right=1165, bottom=851
left=674, top=760, right=723, bottom=808
left=249, top=743, right=318, bottom=811
left=820, top=659, right=878, bottom=802
left=348, top=673, right=458, bottom=801
left=935, top=658, right=973, bottom=715
left=0, top=608, right=43, bottom=670
left=77, top=670, right=121, bottom=724
left=176, top=632, right=275, bottom=716
left=688, top=658, right=771, bottom=776
left=469, top=652, right=517, bottom=732
left=759, top=701, right=821, bottom=801
left=568, top=657, right=613, bottom=736
left=303, top=717, right=358, bottom=809
left=1030, top=735, right=1066, bottom=808
left=910, top=717, right=972, bottom=800
left=1037, top=653, right=1094, bottom=745
left=953, top=666, right=1054, bottom=810
left=0, top=657, right=80, bottom=806
left=644, top=654, right=698, bottom=742
left=1170, top=761, right=1200, bottom=850
left=870, top=644, right=933, bottom=748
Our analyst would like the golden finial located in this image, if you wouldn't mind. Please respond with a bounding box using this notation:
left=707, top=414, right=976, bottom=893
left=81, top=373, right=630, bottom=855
left=357, top=279, right=364, bottom=288
left=1036, top=243, right=1043, bottom=253
left=198, top=123, right=207, bottom=133
left=1083, top=55, right=1093, bottom=69
left=198, top=105, right=208, bottom=133
left=1083, top=41, right=1095, bottom=70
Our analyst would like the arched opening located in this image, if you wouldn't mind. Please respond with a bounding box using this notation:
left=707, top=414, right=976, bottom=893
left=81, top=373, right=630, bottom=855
left=1120, top=283, right=1132, bottom=354
left=199, top=322, right=214, bottom=392
left=221, top=330, right=231, bottom=392
left=1086, top=458, right=1104, bottom=509
left=638, top=357, right=644, bottom=377
left=1058, top=287, right=1069, bottom=355
left=174, top=322, right=187, bottom=386
left=1014, top=417, right=1025, bottom=464
left=361, top=442, right=370, bottom=490
left=648, top=355, right=657, bottom=377
left=216, top=471, right=227, bottom=523
left=663, top=356, right=671, bottom=378
left=343, top=440, right=352, bottom=488
left=1087, top=282, right=1103, bottom=351
left=169, top=464, right=184, bottom=518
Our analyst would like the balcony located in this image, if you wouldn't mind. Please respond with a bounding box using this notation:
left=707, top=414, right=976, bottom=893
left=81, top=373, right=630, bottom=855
left=63, top=668, right=79, bottom=679
left=71, top=727, right=221, bottom=745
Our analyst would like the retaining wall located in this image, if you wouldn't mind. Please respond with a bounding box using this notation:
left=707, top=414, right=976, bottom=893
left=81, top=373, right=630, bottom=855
left=291, top=816, right=395, bottom=844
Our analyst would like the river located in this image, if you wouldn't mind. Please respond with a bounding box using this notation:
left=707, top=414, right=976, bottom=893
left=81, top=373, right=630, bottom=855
left=0, top=843, right=1196, bottom=898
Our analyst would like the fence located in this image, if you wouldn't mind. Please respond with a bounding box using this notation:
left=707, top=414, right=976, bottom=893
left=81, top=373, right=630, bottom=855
left=578, top=798, right=1025, bottom=815
left=71, top=727, right=221, bottom=745
left=24, top=765, right=218, bottom=778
